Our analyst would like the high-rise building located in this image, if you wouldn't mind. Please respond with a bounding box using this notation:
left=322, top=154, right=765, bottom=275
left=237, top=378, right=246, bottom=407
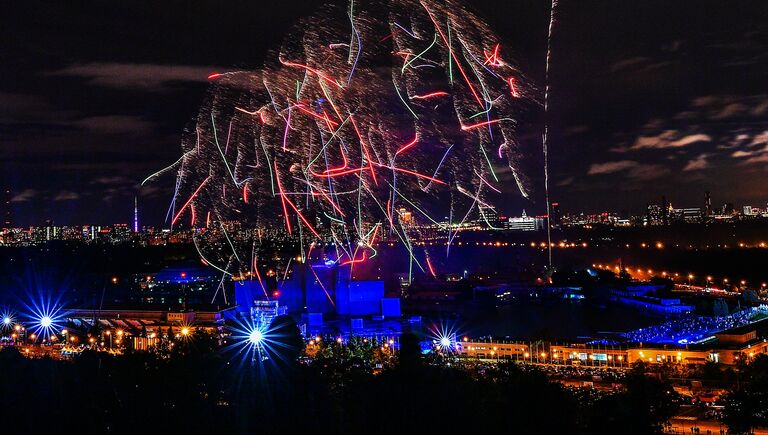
left=550, top=202, right=562, bottom=227
left=704, top=191, right=712, bottom=217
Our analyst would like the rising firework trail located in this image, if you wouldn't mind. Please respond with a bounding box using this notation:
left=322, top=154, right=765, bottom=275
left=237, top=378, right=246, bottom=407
left=153, top=0, right=536, bottom=284
left=543, top=0, right=558, bottom=269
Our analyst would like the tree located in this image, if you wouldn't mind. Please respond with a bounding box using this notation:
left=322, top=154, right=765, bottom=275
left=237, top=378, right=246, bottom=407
left=742, top=290, right=760, bottom=306
left=723, top=354, right=768, bottom=434
left=586, top=366, right=680, bottom=434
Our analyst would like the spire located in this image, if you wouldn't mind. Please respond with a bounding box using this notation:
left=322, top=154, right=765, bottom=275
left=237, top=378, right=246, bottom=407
left=133, top=196, right=139, bottom=233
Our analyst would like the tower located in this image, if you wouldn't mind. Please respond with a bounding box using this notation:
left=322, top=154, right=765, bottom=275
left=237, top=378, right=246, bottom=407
left=704, top=191, right=712, bottom=218
left=133, top=196, right=139, bottom=232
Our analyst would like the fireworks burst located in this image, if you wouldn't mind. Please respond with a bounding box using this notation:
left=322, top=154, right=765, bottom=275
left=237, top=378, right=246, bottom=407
left=149, top=0, right=535, bottom=281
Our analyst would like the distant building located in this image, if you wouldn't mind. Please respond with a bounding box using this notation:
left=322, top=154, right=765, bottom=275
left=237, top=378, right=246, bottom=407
left=397, top=207, right=413, bottom=227
left=251, top=300, right=287, bottom=327
left=671, top=207, right=702, bottom=223
left=505, top=210, right=545, bottom=232
left=646, top=204, right=664, bottom=225
left=704, top=191, right=712, bottom=218
left=550, top=202, right=562, bottom=227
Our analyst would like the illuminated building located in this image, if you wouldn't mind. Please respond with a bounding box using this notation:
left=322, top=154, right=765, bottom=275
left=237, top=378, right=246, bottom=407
left=397, top=208, right=413, bottom=227
left=477, top=205, right=498, bottom=224
left=505, top=210, right=544, bottom=231
left=133, top=196, right=140, bottom=233
left=234, top=262, right=398, bottom=320
left=646, top=204, right=664, bottom=226
left=550, top=202, right=561, bottom=227
left=670, top=207, right=702, bottom=223
left=63, top=306, right=232, bottom=351
left=250, top=300, right=287, bottom=329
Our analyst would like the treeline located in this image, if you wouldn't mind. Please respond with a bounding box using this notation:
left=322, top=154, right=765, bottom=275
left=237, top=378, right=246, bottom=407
left=0, top=329, right=690, bottom=435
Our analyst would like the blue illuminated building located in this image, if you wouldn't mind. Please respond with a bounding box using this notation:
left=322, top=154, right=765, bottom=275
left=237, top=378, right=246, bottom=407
left=234, top=261, right=402, bottom=338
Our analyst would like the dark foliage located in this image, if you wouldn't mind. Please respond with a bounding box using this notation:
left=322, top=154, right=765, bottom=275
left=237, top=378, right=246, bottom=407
left=0, top=330, right=682, bottom=434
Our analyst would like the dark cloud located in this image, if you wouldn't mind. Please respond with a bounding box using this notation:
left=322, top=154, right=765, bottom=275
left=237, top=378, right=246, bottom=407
left=53, top=191, right=80, bottom=201
left=682, top=154, right=711, bottom=171
left=72, top=115, right=154, bottom=135
left=626, top=132, right=712, bottom=151
left=10, top=189, right=37, bottom=203
left=48, top=63, right=218, bottom=91
left=587, top=160, right=639, bottom=175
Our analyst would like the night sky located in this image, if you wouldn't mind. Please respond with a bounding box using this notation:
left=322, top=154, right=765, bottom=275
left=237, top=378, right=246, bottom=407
left=2, top=0, right=767, bottom=226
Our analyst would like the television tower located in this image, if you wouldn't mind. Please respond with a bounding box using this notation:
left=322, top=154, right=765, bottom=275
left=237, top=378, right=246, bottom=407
left=133, top=196, right=139, bottom=232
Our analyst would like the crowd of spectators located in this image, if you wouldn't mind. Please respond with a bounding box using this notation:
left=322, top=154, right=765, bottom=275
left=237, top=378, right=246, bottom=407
left=621, top=309, right=760, bottom=344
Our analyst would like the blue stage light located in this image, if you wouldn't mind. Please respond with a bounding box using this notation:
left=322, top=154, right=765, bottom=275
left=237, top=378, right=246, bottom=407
left=429, top=322, right=463, bottom=353
left=249, top=329, right=264, bottom=345
left=23, top=296, right=65, bottom=341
